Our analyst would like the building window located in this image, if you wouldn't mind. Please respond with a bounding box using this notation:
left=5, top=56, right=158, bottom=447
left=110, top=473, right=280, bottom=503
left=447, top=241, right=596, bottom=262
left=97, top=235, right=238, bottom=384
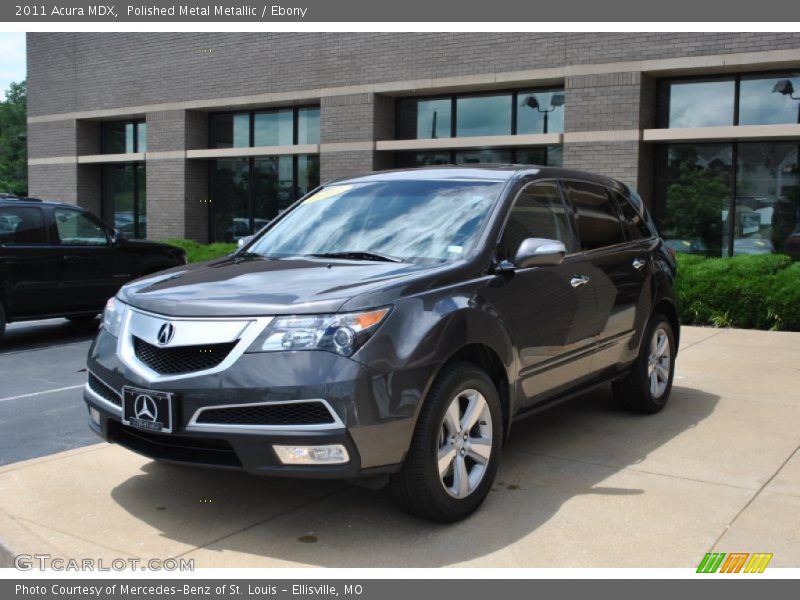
left=102, top=163, right=146, bottom=239
left=210, top=155, right=320, bottom=243
left=655, top=142, right=800, bottom=259
left=660, top=73, right=800, bottom=128
left=101, top=120, right=146, bottom=153
left=210, top=107, right=320, bottom=149
left=395, top=146, right=562, bottom=168
left=397, top=88, right=565, bottom=140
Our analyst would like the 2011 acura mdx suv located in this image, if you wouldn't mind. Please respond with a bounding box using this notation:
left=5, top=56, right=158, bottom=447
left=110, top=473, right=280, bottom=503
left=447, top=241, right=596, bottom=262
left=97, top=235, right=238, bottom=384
left=85, top=166, right=679, bottom=522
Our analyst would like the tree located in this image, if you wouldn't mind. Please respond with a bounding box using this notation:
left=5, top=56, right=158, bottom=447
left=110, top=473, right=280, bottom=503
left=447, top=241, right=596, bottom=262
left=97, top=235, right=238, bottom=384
left=0, top=80, right=27, bottom=196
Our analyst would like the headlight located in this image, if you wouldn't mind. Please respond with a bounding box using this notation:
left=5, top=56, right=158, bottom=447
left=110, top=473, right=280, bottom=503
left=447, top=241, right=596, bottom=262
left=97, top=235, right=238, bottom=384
left=252, top=308, right=390, bottom=357
left=101, top=297, right=128, bottom=337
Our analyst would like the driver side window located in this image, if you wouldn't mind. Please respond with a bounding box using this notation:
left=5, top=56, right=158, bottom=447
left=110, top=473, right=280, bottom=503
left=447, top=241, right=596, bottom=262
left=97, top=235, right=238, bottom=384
left=54, top=208, right=109, bottom=246
left=498, top=181, right=573, bottom=261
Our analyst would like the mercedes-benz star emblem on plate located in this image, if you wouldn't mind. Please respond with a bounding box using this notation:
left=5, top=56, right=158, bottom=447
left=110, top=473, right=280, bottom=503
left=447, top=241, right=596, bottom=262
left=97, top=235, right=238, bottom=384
left=157, top=322, right=176, bottom=345
left=134, top=394, right=158, bottom=422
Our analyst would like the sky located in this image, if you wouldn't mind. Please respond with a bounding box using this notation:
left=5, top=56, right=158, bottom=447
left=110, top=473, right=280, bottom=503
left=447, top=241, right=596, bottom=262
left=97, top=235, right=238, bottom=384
left=0, top=32, right=26, bottom=97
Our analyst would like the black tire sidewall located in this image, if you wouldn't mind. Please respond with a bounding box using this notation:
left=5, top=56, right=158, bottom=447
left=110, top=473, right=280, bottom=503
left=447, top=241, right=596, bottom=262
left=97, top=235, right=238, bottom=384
left=418, top=365, right=503, bottom=518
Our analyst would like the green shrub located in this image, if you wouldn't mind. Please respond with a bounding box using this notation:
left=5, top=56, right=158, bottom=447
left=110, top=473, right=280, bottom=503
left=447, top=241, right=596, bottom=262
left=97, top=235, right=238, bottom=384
left=675, top=253, right=800, bottom=331
left=163, top=239, right=237, bottom=263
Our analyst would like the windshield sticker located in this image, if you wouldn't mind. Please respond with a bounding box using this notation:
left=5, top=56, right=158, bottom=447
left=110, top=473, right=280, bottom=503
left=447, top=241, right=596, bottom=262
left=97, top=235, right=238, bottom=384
left=302, top=185, right=353, bottom=205
left=447, top=245, right=463, bottom=254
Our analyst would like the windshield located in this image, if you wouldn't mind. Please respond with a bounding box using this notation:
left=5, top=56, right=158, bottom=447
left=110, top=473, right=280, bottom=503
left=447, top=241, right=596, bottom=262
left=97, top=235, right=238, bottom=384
left=247, top=179, right=505, bottom=264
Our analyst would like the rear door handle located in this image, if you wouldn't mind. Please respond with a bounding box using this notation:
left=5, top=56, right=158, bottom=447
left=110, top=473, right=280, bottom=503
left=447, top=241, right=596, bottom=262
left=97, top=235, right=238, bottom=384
left=632, top=258, right=647, bottom=271
left=570, top=275, right=591, bottom=288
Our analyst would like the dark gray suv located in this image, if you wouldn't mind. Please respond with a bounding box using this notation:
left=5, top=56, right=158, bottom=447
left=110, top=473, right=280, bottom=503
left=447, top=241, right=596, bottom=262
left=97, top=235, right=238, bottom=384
left=85, top=166, right=679, bottom=522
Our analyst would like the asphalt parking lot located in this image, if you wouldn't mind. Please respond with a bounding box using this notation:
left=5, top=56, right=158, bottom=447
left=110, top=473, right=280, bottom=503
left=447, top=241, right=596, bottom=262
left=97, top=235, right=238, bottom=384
left=0, top=324, right=798, bottom=568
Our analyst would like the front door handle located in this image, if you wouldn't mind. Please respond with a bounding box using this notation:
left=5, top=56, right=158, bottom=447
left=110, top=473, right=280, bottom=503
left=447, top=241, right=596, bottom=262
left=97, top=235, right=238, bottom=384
left=570, top=275, right=590, bottom=288
left=632, top=258, right=647, bottom=271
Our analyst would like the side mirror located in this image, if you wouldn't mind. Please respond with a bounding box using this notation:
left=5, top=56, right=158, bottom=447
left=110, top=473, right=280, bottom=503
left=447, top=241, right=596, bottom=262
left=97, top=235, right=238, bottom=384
left=109, top=229, right=124, bottom=245
left=514, top=237, right=566, bottom=268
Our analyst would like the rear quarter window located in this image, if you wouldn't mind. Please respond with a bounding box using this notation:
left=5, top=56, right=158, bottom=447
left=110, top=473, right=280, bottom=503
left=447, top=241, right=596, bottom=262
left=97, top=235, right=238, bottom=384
left=0, top=206, right=48, bottom=245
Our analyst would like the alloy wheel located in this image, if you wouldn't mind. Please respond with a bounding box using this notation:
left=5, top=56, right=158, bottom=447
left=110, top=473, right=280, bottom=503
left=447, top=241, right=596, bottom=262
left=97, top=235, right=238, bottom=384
left=647, top=326, right=671, bottom=399
left=437, top=388, right=493, bottom=499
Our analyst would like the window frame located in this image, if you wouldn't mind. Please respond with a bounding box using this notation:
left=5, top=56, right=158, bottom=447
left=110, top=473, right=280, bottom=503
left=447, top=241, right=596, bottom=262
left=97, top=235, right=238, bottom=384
left=396, top=86, right=566, bottom=141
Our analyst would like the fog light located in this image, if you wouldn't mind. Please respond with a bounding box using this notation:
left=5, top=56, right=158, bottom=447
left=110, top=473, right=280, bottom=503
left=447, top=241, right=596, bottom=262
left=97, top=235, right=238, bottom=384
left=273, top=444, right=349, bottom=465
left=89, top=406, right=100, bottom=425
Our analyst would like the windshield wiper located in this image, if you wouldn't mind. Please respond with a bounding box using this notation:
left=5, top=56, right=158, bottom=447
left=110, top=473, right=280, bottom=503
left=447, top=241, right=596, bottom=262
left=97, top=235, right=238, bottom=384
left=305, top=251, right=405, bottom=263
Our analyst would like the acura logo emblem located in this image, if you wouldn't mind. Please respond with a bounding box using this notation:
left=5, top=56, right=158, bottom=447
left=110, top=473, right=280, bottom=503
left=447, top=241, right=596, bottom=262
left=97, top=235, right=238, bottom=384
left=157, top=322, right=176, bottom=345
left=134, top=394, right=158, bottom=422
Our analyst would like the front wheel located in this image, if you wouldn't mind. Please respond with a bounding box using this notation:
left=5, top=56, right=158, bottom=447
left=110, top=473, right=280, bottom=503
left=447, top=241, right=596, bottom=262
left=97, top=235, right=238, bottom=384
left=390, top=362, right=503, bottom=522
left=613, top=313, right=676, bottom=414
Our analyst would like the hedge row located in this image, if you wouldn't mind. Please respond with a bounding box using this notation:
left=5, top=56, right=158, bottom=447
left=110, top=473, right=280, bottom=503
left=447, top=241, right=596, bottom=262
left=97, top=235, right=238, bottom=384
left=675, top=253, right=800, bottom=331
left=162, top=239, right=800, bottom=331
left=164, top=239, right=237, bottom=263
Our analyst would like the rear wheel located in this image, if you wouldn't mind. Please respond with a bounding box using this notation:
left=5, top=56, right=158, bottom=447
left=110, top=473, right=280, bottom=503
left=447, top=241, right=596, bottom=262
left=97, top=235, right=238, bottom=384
left=613, top=313, right=676, bottom=414
left=390, top=362, right=502, bottom=522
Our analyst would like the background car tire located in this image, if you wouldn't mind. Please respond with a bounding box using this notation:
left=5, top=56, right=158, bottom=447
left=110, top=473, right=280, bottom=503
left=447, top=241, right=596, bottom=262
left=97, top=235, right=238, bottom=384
left=613, top=313, right=676, bottom=414
left=0, top=302, right=6, bottom=341
left=389, top=361, right=503, bottom=522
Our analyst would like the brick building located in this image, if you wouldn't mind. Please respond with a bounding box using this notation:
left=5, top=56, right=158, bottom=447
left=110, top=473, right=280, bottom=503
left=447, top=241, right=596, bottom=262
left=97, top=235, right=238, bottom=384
left=26, top=33, right=800, bottom=257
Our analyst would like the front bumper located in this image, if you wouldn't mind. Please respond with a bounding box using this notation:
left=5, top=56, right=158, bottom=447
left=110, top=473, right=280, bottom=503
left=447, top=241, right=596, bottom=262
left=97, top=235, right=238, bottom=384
left=85, top=328, right=422, bottom=479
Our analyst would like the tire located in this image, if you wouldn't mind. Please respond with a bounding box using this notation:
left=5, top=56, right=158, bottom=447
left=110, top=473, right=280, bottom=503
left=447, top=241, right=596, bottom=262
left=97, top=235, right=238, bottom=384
left=390, top=361, right=503, bottom=522
left=0, top=303, right=6, bottom=342
left=613, top=313, right=676, bottom=414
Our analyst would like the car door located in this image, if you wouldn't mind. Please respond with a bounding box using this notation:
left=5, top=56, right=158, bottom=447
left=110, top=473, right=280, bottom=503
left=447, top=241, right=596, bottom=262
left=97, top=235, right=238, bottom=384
left=485, top=180, right=599, bottom=406
left=563, top=180, right=645, bottom=373
left=53, top=207, right=134, bottom=312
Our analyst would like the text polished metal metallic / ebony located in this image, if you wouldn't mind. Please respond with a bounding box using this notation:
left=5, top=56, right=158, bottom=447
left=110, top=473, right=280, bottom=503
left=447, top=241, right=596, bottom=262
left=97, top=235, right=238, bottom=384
left=84, top=165, right=679, bottom=522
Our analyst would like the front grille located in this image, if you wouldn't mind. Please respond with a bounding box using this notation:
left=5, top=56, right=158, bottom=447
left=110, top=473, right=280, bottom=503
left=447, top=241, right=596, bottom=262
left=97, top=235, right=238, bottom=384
left=108, top=421, right=243, bottom=468
left=195, top=401, right=336, bottom=426
left=133, top=337, right=237, bottom=375
left=87, top=372, right=122, bottom=407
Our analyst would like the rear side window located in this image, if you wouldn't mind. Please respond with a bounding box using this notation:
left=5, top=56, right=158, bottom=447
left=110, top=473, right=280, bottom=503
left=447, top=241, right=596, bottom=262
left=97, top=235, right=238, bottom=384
left=499, top=181, right=573, bottom=260
left=612, top=189, right=652, bottom=240
left=54, top=208, right=108, bottom=246
left=0, top=206, right=48, bottom=245
left=563, top=180, right=626, bottom=251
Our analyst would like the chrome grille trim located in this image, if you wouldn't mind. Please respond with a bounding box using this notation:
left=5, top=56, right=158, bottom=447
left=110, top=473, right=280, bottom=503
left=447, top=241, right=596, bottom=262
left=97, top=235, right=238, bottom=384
left=117, top=307, right=273, bottom=383
left=187, top=399, right=345, bottom=434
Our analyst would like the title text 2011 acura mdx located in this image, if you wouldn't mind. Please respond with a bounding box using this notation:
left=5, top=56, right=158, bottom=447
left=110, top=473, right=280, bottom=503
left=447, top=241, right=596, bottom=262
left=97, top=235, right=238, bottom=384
left=85, top=166, right=679, bottom=522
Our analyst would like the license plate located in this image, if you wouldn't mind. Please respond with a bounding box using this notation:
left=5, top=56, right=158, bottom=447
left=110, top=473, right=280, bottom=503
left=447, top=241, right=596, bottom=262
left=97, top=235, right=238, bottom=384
left=122, top=387, right=174, bottom=433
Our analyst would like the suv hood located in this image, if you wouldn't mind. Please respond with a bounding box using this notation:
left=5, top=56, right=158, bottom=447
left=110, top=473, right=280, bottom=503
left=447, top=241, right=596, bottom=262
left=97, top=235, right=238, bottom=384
left=117, top=255, right=439, bottom=317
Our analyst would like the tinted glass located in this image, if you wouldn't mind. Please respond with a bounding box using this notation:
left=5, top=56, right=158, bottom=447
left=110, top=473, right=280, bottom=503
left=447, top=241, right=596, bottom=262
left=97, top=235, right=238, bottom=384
left=102, top=163, right=146, bottom=239
left=454, top=148, right=512, bottom=164
left=456, top=94, right=512, bottom=137
left=612, top=189, right=652, bottom=239
left=297, top=107, right=320, bottom=144
left=297, top=154, right=320, bottom=197
left=210, top=113, right=250, bottom=148
left=212, top=158, right=250, bottom=242
left=516, top=146, right=563, bottom=167
left=136, top=123, right=147, bottom=153
left=102, top=122, right=136, bottom=153
left=395, top=151, right=452, bottom=168
left=666, top=79, right=735, bottom=128
left=565, top=181, right=626, bottom=250
left=735, top=142, right=800, bottom=258
left=739, top=74, right=800, bottom=125
left=500, top=181, right=572, bottom=261
left=249, top=180, right=504, bottom=263
left=254, top=156, right=294, bottom=221
left=517, top=90, right=565, bottom=134
left=54, top=209, right=107, bottom=246
left=397, top=98, right=452, bottom=140
left=254, top=109, right=294, bottom=146
left=657, top=144, right=732, bottom=257
left=0, top=206, right=47, bottom=244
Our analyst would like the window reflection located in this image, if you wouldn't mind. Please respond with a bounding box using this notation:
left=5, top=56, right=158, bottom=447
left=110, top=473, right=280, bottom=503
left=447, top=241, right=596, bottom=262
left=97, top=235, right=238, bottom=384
left=254, top=110, right=293, bottom=147
left=740, top=74, right=800, bottom=125
left=517, top=90, right=565, bottom=134
left=666, top=80, right=735, bottom=128
left=297, top=107, right=320, bottom=144
left=456, top=95, right=512, bottom=137
left=396, top=146, right=562, bottom=168
left=212, top=158, right=250, bottom=243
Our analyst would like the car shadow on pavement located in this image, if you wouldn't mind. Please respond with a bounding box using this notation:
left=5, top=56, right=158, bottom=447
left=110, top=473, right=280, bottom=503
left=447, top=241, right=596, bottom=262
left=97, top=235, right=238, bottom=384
left=110, top=383, right=719, bottom=567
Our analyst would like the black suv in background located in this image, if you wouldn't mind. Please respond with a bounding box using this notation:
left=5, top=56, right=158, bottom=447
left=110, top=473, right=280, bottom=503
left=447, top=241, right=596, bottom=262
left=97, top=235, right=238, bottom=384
left=85, top=166, right=679, bottom=522
left=0, top=197, right=186, bottom=341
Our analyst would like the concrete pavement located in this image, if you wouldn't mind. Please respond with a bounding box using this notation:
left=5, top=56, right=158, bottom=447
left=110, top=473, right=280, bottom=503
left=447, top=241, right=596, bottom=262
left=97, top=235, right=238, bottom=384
left=0, top=326, right=798, bottom=568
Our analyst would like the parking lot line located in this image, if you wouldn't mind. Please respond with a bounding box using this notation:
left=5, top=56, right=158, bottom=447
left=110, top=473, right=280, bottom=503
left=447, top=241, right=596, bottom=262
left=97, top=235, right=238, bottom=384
left=0, top=384, right=85, bottom=404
